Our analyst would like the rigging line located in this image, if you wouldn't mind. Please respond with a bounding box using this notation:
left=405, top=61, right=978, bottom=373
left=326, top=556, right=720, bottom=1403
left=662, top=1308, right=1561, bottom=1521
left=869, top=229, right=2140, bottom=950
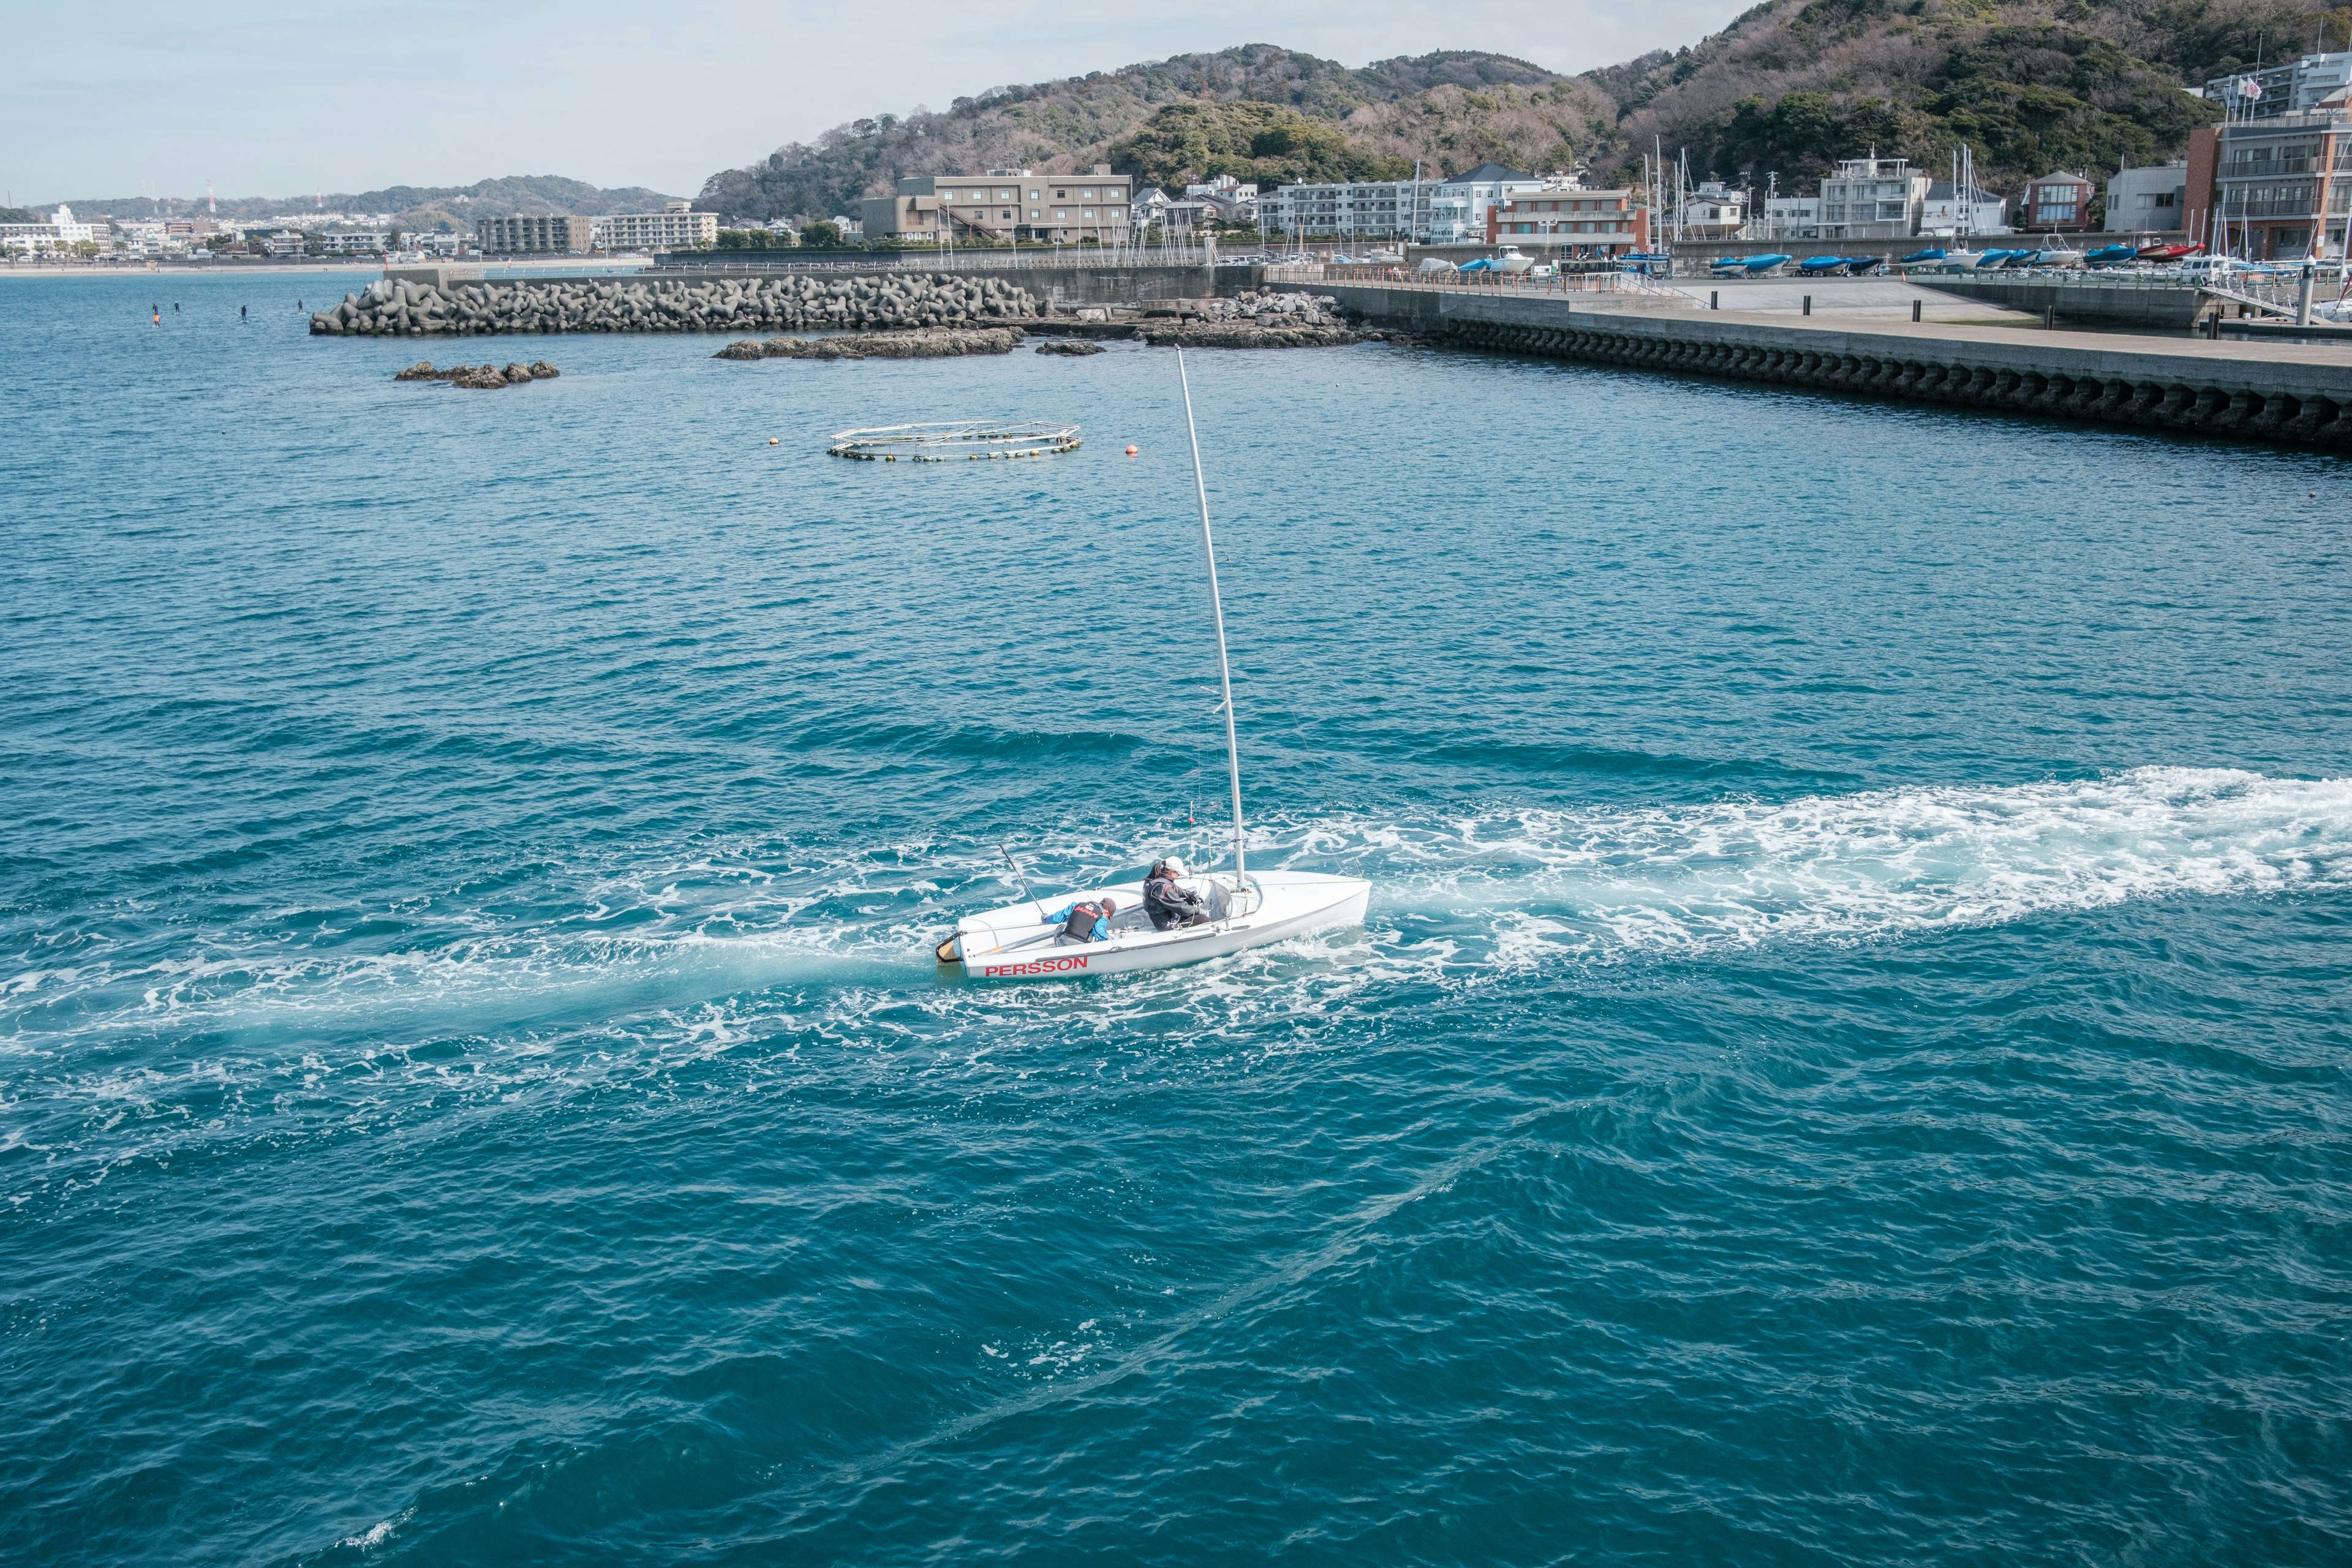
left=1174, top=347, right=1247, bottom=891
left=998, top=843, right=1044, bottom=921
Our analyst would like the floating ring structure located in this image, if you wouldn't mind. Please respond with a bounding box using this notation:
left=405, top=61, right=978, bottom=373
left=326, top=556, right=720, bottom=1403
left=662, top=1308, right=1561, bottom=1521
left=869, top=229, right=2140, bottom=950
left=827, top=420, right=1082, bottom=463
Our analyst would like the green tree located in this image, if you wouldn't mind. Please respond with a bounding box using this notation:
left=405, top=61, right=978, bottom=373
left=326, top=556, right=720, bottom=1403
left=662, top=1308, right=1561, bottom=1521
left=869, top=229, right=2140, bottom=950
left=799, top=220, right=844, bottom=247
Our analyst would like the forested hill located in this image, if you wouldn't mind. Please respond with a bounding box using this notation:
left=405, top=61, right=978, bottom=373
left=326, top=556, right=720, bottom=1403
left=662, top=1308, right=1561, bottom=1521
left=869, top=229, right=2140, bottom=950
left=1591, top=0, right=2334, bottom=192
left=697, top=47, right=1614, bottom=223
left=701, top=6, right=2339, bottom=223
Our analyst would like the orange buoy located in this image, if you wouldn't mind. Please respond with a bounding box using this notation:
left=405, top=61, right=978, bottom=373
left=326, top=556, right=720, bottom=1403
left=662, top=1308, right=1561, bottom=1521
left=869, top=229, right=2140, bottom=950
left=769, top=437, right=778, bottom=445
left=1125, top=445, right=1138, bottom=456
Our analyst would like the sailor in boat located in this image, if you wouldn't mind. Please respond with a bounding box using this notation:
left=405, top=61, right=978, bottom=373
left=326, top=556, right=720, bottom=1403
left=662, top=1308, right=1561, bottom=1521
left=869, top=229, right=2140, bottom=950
left=1144, top=859, right=1210, bottom=930
left=1046, top=895, right=1118, bottom=944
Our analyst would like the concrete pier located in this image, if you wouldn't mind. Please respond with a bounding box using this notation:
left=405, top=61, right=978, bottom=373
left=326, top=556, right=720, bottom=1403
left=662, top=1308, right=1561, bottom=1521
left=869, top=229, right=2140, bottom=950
left=1280, top=281, right=2352, bottom=450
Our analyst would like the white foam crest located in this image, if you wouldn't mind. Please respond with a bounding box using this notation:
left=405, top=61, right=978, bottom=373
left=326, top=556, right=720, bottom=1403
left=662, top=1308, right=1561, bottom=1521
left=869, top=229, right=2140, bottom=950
left=1276, top=766, right=2352, bottom=963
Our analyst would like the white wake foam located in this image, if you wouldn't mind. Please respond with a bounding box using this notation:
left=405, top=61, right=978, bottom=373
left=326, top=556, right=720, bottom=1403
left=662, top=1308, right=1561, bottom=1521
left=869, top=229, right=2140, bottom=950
left=1297, top=765, right=2352, bottom=963
left=4, top=768, right=2346, bottom=1044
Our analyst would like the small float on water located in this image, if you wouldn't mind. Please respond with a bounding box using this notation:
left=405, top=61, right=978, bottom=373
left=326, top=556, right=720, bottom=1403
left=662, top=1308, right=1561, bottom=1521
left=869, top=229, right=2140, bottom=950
left=935, top=350, right=1371, bottom=983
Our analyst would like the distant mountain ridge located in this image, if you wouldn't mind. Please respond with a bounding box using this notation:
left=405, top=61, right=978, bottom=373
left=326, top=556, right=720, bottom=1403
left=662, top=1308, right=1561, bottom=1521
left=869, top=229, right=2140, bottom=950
left=55, top=175, right=682, bottom=231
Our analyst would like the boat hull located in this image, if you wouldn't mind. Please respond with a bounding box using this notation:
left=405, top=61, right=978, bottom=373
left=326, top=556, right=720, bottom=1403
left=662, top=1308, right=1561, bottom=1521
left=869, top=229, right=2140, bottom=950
left=944, top=871, right=1371, bottom=982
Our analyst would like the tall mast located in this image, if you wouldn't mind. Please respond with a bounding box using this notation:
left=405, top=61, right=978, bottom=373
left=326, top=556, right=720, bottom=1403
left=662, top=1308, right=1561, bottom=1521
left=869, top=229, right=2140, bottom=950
left=1175, top=348, right=1246, bottom=888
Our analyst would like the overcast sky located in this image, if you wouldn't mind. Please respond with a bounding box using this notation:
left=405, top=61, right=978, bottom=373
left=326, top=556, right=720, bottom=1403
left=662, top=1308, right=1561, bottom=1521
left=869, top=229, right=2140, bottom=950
left=6, top=0, right=1749, bottom=205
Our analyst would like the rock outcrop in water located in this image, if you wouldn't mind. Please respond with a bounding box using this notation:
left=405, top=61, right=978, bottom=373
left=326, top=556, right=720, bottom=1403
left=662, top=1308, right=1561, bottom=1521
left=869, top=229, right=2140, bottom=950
left=714, top=327, right=1025, bottom=361
left=1138, top=290, right=1359, bottom=348
left=392, top=360, right=560, bottom=388
left=314, top=274, right=1041, bottom=337
left=1035, top=340, right=1106, bottom=355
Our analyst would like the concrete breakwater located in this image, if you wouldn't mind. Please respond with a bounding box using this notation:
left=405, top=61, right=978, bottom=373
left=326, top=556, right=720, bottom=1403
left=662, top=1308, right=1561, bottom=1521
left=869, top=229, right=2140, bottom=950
left=309, top=273, right=1042, bottom=337
left=1285, top=282, right=2352, bottom=450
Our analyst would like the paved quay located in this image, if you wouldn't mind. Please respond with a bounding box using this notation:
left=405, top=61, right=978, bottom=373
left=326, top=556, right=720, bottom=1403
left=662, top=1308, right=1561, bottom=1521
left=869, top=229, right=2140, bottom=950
left=1278, top=279, right=2352, bottom=449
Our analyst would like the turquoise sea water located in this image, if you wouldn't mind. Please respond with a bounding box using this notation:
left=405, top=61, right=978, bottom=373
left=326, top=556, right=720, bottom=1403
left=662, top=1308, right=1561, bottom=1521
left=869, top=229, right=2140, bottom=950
left=4, top=274, right=2350, bottom=1565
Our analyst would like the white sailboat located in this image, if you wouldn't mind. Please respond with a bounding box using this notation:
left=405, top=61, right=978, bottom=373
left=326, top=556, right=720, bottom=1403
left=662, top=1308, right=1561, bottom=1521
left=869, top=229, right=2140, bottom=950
left=936, top=350, right=1373, bottom=982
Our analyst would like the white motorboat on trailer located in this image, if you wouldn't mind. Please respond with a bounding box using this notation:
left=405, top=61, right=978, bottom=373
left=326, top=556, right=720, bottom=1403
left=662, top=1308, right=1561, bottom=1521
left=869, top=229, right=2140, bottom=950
left=937, top=348, right=1372, bottom=982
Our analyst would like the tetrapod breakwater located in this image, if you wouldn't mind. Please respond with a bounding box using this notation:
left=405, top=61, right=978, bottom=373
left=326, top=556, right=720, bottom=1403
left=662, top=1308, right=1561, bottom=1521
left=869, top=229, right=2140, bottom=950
left=308, top=273, right=1044, bottom=337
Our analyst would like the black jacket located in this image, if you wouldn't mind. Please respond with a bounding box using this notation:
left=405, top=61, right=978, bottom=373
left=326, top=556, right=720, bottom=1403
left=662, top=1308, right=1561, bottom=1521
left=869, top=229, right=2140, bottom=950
left=1144, top=875, right=1208, bottom=930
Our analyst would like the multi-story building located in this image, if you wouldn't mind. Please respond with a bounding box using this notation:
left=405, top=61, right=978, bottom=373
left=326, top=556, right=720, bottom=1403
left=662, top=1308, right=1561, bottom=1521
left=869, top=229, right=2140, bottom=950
left=2204, top=51, right=2352, bottom=119
left=2104, top=163, right=2188, bottom=231
left=2020, top=171, right=2098, bottom=231
left=1819, top=156, right=1929, bottom=238
left=861, top=169, right=1133, bottom=244
left=314, top=232, right=389, bottom=255
left=1483, top=186, right=1646, bottom=254
left=0, top=205, right=107, bottom=253
left=2185, top=88, right=2352, bottom=258
left=478, top=215, right=594, bottom=254
left=1917, top=182, right=2009, bottom=236
left=1260, top=178, right=1439, bottom=242
left=1428, top=165, right=1545, bottom=243
left=1762, top=195, right=1820, bottom=239
left=595, top=203, right=719, bottom=251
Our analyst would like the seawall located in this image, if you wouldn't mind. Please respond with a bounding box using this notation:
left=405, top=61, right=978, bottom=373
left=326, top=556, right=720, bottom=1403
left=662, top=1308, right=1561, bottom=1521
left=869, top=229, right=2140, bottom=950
left=1280, top=281, right=2352, bottom=450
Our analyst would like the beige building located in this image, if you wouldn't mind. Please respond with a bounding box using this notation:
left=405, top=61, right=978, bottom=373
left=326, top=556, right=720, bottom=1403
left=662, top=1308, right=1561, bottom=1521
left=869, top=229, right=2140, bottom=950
left=594, top=202, right=719, bottom=252
left=863, top=167, right=1133, bottom=243
left=478, top=215, right=593, bottom=254
left=1484, top=187, right=1647, bottom=254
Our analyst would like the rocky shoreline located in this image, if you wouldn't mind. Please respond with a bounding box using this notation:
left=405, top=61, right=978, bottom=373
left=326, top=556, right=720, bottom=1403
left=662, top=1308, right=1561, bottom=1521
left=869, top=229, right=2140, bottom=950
left=714, top=327, right=1026, bottom=360
left=312, top=273, right=1041, bottom=337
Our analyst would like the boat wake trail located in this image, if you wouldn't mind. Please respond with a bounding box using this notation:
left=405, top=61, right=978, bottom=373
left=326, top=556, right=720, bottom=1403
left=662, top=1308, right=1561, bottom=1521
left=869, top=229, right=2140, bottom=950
left=4, top=769, right=2345, bottom=1052
left=1296, top=766, right=2352, bottom=966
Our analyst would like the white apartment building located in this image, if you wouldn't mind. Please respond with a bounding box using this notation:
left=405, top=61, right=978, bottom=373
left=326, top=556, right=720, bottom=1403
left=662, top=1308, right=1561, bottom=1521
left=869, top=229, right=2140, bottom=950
left=1762, top=195, right=1820, bottom=239
left=1428, top=164, right=1545, bottom=243
left=313, top=232, right=390, bottom=255
left=2104, top=162, right=2188, bottom=230
left=0, top=205, right=107, bottom=254
left=2205, top=51, right=2352, bottom=118
left=1259, top=178, right=1442, bottom=242
left=593, top=202, right=718, bottom=251
left=1917, top=182, right=2010, bottom=235
left=1819, top=156, right=1929, bottom=239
